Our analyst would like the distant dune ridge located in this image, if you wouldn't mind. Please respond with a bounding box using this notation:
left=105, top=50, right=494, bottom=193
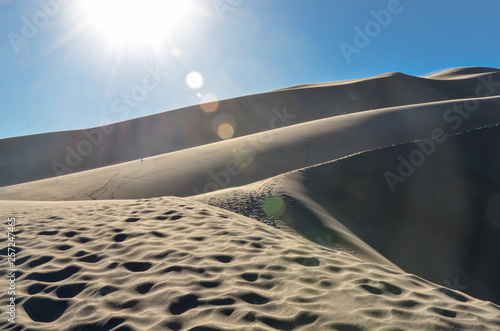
left=2, top=66, right=500, bottom=188
left=1, top=67, right=500, bottom=330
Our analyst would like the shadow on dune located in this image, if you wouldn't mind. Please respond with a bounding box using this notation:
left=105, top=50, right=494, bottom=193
left=2, top=67, right=500, bottom=188
left=282, top=125, right=500, bottom=304
left=196, top=124, right=500, bottom=304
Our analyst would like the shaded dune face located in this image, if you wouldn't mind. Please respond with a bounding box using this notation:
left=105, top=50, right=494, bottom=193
left=199, top=125, right=500, bottom=305
left=1, top=197, right=499, bottom=330
left=295, top=125, right=500, bottom=304
left=3, top=94, right=500, bottom=201
left=1, top=68, right=500, bottom=188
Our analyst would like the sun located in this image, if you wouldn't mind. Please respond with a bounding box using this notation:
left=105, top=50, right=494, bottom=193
left=77, top=0, right=195, bottom=49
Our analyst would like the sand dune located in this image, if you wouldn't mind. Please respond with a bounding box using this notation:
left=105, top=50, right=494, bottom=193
left=2, top=94, right=500, bottom=201
left=196, top=124, right=500, bottom=304
left=2, top=67, right=500, bottom=187
left=427, top=67, right=500, bottom=80
left=1, top=198, right=499, bottom=330
left=1, top=67, right=500, bottom=330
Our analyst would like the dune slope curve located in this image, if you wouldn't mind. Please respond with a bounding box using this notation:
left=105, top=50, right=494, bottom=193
left=1, top=67, right=500, bottom=330
left=197, top=124, right=500, bottom=305
left=1, top=197, right=499, bottom=330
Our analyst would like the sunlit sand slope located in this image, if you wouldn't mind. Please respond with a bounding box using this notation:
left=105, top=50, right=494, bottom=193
left=1, top=67, right=499, bottom=187
left=1, top=94, right=500, bottom=201
left=1, top=197, right=499, bottom=330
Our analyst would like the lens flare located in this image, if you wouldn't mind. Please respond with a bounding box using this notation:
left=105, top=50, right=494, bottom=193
left=233, top=147, right=254, bottom=168
left=217, top=123, right=234, bottom=140
left=212, top=113, right=236, bottom=139
left=200, top=93, right=219, bottom=113
left=262, top=195, right=285, bottom=217
left=186, top=71, right=203, bottom=89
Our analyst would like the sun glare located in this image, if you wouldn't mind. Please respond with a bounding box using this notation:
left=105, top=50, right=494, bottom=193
left=78, top=0, right=195, bottom=49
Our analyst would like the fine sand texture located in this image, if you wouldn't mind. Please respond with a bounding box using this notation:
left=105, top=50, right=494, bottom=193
left=1, top=198, right=499, bottom=330
left=1, top=67, right=500, bottom=330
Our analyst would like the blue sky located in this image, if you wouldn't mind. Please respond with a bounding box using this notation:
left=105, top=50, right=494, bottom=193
left=0, top=0, right=499, bottom=139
